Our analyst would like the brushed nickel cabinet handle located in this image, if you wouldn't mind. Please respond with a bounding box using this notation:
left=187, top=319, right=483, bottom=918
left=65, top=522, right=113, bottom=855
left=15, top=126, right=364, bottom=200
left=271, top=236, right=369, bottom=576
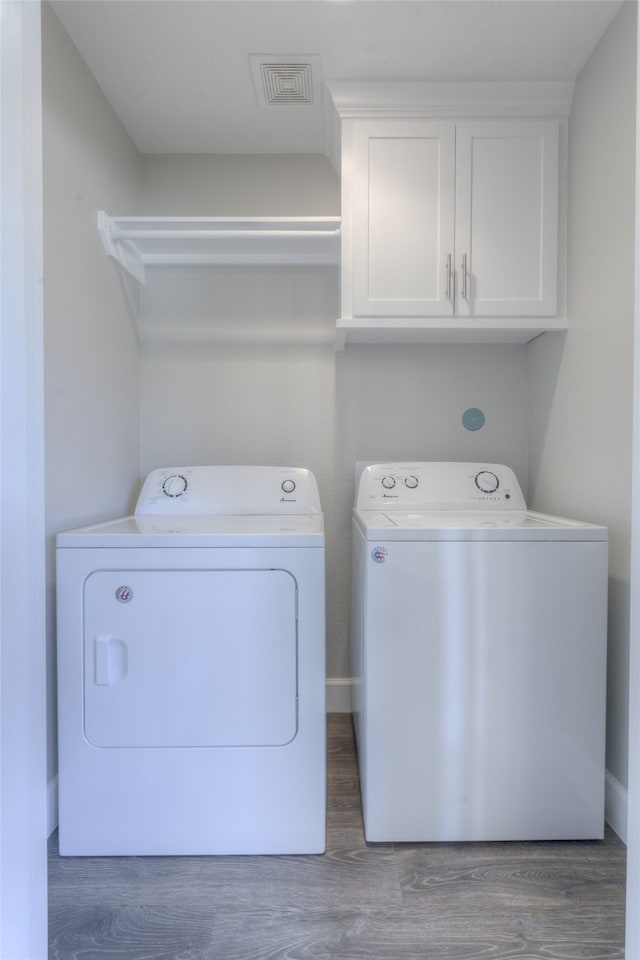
left=461, top=253, right=468, bottom=300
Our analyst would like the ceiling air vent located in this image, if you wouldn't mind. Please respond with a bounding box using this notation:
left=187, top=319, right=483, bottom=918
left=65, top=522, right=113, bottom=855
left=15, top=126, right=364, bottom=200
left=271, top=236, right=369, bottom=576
left=250, top=55, right=321, bottom=108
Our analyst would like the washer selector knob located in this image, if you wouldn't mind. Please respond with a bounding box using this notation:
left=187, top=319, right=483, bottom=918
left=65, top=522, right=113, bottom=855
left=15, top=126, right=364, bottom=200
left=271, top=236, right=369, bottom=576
left=281, top=479, right=296, bottom=494
left=404, top=475, right=419, bottom=489
left=475, top=470, right=500, bottom=494
left=381, top=476, right=396, bottom=490
left=162, top=474, right=188, bottom=498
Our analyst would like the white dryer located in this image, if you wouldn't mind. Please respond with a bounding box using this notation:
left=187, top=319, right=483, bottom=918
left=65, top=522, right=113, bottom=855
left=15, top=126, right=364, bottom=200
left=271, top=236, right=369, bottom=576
left=56, top=465, right=325, bottom=855
left=351, top=461, right=608, bottom=843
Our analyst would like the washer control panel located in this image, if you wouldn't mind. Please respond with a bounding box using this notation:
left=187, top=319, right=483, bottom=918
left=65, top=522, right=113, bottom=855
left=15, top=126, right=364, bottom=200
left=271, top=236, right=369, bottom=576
left=135, top=466, right=321, bottom=516
left=356, top=462, right=526, bottom=511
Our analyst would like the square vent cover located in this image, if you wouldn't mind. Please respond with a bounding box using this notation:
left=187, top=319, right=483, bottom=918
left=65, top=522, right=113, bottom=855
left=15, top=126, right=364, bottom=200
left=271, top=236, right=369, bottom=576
left=250, top=55, right=321, bottom=108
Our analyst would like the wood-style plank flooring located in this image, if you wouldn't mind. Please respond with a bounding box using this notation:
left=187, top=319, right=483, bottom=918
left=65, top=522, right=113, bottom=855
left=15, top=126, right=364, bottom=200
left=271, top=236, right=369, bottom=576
left=48, top=714, right=626, bottom=960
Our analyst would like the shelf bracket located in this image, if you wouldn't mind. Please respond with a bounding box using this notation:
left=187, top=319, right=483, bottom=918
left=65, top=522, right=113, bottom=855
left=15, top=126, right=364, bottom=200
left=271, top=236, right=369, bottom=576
left=98, top=211, right=146, bottom=284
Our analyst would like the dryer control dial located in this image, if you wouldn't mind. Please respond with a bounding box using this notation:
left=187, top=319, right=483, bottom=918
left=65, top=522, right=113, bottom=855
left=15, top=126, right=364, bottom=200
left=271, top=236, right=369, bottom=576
left=281, top=479, right=296, bottom=494
left=475, top=470, right=500, bottom=494
left=162, top=474, right=188, bottom=498
left=381, top=476, right=396, bottom=490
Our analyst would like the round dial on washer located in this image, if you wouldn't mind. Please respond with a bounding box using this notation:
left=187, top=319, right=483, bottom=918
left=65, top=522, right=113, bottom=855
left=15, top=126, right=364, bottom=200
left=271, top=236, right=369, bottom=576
left=475, top=470, right=500, bottom=494
left=281, top=479, right=296, bottom=494
left=404, top=475, right=419, bottom=489
left=162, top=474, right=188, bottom=498
left=381, top=476, right=396, bottom=490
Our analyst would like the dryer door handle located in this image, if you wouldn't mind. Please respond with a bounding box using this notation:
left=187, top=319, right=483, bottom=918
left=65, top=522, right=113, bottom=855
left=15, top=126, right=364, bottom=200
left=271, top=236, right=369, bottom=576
left=94, top=634, right=128, bottom=686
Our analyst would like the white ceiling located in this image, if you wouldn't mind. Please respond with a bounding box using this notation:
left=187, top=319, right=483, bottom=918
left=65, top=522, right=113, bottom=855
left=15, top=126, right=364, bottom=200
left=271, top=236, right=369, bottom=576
left=50, top=0, right=624, bottom=157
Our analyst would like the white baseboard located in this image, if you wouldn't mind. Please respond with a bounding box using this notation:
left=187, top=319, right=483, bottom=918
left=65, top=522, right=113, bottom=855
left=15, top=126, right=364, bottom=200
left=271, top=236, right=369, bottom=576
left=605, top=769, right=627, bottom=843
left=48, top=773, right=58, bottom=838
left=326, top=677, right=353, bottom=712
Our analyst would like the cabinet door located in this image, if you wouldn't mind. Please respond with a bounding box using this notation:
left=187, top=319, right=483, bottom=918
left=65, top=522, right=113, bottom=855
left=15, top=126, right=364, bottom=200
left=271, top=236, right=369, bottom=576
left=455, top=120, right=559, bottom=317
left=351, top=119, right=455, bottom=317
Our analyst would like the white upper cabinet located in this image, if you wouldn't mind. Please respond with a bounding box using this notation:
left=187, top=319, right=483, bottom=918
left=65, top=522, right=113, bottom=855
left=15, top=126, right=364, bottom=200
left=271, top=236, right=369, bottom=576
left=332, top=81, right=571, bottom=347
left=344, top=116, right=560, bottom=334
left=455, top=120, right=559, bottom=319
left=351, top=120, right=456, bottom=317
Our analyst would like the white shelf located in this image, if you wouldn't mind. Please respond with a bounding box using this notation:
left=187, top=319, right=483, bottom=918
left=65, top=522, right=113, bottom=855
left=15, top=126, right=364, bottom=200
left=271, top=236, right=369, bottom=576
left=335, top=318, right=568, bottom=350
left=98, top=212, right=341, bottom=284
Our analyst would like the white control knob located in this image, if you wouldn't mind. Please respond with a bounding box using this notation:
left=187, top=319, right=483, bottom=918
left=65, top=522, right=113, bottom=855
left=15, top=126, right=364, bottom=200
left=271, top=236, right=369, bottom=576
left=381, top=476, right=396, bottom=490
left=405, top=475, right=419, bottom=489
left=281, top=479, right=296, bottom=494
left=162, top=474, right=188, bottom=498
left=475, top=470, right=499, bottom=494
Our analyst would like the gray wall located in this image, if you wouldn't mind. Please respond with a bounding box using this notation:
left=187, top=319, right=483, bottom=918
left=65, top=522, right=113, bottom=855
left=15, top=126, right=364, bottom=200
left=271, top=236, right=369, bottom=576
left=528, top=0, right=637, bottom=794
left=42, top=3, right=142, bottom=801
left=139, top=154, right=340, bottom=216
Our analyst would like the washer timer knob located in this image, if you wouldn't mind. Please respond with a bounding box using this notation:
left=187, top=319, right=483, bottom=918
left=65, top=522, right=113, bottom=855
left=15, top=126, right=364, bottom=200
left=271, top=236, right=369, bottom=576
left=475, top=470, right=500, bottom=494
left=281, top=479, right=296, bottom=494
left=162, top=474, right=188, bottom=498
left=404, top=475, right=419, bottom=489
left=381, top=476, right=396, bottom=490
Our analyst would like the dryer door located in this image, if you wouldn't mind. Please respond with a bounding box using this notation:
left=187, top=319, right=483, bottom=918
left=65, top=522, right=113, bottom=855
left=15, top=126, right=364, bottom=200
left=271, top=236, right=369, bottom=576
left=83, top=569, right=297, bottom=747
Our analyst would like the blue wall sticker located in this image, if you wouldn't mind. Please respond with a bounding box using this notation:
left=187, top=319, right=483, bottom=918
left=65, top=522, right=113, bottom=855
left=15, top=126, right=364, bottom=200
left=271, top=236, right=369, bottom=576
left=462, top=407, right=485, bottom=431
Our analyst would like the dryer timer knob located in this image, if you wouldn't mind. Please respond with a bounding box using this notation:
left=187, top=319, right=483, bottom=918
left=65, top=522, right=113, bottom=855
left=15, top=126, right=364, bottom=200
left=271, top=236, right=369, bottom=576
left=162, top=474, right=188, bottom=498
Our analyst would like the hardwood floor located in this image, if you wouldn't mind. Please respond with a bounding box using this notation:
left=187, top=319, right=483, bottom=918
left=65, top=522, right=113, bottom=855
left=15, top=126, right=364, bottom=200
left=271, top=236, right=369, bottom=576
left=48, top=714, right=626, bottom=960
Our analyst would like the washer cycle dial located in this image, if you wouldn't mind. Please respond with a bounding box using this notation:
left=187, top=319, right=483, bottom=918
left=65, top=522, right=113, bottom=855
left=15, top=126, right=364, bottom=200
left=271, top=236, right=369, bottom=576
left=162, top=474, right=188, bottom=498
left=381, top=476, right=396, bottom=490
left=405, top=475, right=419, bottom=489
left=475, top=470, right=500, bottom=494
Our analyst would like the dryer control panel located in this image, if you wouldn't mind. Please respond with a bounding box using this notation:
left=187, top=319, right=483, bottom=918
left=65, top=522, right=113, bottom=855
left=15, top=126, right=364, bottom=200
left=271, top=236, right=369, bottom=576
left=356, top=462, right=526, bottom=511
left=135, top=465, right=321, bottom=516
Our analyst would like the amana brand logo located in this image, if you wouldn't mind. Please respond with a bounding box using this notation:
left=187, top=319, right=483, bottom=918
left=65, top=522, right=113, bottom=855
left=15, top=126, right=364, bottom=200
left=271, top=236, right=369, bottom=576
left=372, top=546, right=389, bottom=563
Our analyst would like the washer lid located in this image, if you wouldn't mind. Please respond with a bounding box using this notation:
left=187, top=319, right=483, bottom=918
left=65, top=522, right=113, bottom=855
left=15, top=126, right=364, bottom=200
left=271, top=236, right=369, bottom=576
left=354, top=509, right=607, bottom=541
left=57, top=513, right=325, bottom=548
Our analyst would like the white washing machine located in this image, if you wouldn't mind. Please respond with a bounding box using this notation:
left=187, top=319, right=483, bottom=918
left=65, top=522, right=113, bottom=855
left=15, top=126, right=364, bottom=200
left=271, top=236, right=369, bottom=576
left=56, top=465, right=326, bottom=856
left=351, top=461, right=608, bottom=843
